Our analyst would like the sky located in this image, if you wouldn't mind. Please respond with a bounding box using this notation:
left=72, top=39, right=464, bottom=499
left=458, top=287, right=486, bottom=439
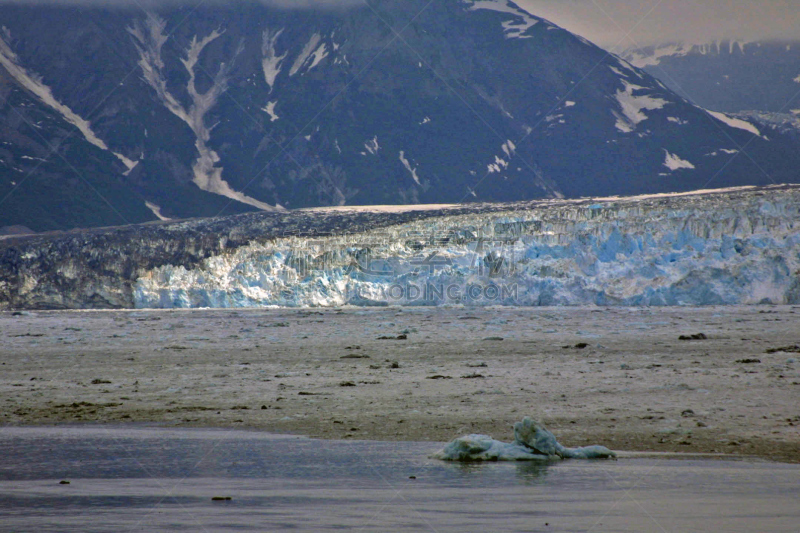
left=0, top=0, right=797, bottom=49
left=515, top=0, right=800, bottom=49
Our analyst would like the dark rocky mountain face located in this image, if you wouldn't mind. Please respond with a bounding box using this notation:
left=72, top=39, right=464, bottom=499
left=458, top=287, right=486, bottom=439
left=622, top=40, right=800, bottom=114
left=1, top=1, right=798, bottom=232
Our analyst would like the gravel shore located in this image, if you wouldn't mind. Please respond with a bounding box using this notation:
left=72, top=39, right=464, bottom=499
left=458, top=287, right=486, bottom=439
left=2, top=306, right=798, bottom=462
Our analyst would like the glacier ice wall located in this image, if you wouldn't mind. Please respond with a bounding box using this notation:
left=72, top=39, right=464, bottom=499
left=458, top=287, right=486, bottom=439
left=134, top=188, right=800, bottom=308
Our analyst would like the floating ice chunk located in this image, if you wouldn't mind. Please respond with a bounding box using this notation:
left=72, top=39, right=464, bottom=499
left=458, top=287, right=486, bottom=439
left=663, top=150, right=695, bottom=171
left=564, top=101, right=576, bottom=107
left=708, top=110, right=761, bottom=137
left=793, top=74, right=800, bottom=84
left=432, top=434, right=551, bottom=462
left=667, top=117, right=688, bottom=125
left=433, top=417, right=616, bottom=461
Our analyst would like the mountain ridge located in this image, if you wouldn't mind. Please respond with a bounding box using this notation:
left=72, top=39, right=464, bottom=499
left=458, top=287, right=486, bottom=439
left=1, top=0, right=798, bottom=231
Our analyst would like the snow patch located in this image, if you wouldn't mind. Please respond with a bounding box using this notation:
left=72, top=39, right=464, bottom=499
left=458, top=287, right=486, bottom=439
left=364, top=136, right=379, bottom=155
left=398, top=151, right=421, bottom=185
left=614, top=80, right=669, bottom=133
left=465, top=0, right=538, bottom=39
left=501, top=140, right=516, bottom=158
left=663, top=150, right=695, bottom=171
left=624, top=42, right=694, bottom=68
left=145, top=201, right=171, bottom=221
left=488, top=155, right=509, bottom=173
left=608, top=65, right=626, bottom=77
left=263, top=101, right=279, bottom=122
left=129, top=13, right=277, bottom=211
left=261, top=28, right=287, bottom=92
left=289, top=33, right=328, bottom=76
left=708, top=110, right=762, bottom=137
left=0, top=34, right=137, bottom=172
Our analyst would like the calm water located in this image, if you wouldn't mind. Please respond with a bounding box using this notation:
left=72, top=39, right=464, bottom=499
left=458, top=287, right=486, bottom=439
left=0, top=426, right=797, bottom=532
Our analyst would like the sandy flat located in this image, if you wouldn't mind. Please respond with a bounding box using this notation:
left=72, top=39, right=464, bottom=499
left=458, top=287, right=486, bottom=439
left=1, top=306, right=798, bottom=462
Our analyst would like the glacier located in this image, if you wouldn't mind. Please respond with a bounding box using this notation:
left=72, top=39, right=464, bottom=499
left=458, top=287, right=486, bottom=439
left=133, top=186, right=800, bottom=309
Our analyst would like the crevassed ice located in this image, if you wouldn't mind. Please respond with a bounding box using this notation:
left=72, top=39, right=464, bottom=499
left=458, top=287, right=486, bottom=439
left=134, top=190, right=800, bottom=309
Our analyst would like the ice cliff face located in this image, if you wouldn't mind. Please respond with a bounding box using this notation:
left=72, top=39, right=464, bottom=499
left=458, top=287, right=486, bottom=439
left=2, top=186, right=798, bottom=310
left=132, top=186, right=800, bottom=309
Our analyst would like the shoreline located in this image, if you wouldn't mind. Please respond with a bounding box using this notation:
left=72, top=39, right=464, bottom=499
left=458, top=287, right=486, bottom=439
left=2, top=306, right=798, bottom=463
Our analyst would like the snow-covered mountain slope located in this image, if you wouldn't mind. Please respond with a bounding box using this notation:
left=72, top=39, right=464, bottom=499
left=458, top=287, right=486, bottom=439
left=2, top=185, right=798, bottom=309
left=1, top=2, right=799, bottom=232
left=621, top=40, right=800, bottom=114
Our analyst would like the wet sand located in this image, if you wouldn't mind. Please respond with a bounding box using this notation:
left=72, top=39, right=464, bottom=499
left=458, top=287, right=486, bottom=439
left=1, top=306, right=798, bottom=462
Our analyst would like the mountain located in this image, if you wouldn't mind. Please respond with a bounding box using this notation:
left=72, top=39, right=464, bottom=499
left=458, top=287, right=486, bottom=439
left=1, top=1, right=799, bottom=232
left=621, top=40, right=800, bottom=115
left=2, top=184, right=798, bottom=310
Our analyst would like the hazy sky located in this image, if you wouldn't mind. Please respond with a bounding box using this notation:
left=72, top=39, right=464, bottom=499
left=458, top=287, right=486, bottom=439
left=516, top=0, right=800, bottom=49
left=0, top=0, right=797, bottom=49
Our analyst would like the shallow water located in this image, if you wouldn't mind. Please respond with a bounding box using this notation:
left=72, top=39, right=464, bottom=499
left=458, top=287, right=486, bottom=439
left=0, top=427, right=797, bottom=532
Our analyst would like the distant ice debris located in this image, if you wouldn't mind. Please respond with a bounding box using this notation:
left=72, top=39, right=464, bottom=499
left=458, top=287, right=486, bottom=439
left=564, top=101, right=576, bottom=107
left=708, top=110, right=762, bottom=137
left=667, top=117, right=688, bottom=125
left=614, top=81, right=668, bottom=133
left=433, top=417, right=616, bottom=461
left=663, top=150, right=695, bottom=171
left=465, top=0, right=538, bottom=39
left=399, top=150, right=421, bottom=185
left=794, top=74, right=800, bottom=84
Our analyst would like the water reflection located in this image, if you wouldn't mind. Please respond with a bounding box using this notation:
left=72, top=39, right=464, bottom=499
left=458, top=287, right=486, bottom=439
left=0, top=427, right=797, bottom=533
